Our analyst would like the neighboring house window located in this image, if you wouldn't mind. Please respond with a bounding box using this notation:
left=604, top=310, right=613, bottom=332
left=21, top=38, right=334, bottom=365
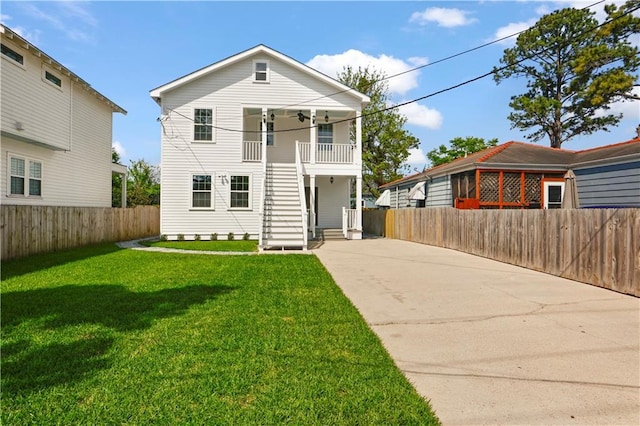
left=194, top=108, right=213, bottom=141
left=9, top=156, right=42, bottom=197
left=230, top=175, right=250, bottom=208
left=192, top=174, right=212, bottom=208
left=260, top=121, right=274, bottom=146
left=1, top=43, right=23, bottom=65
left=253, top=60, right=269, bottom=82
left=318, top=123, right=333, bottom=150
left=543, top=181, right=564, bottom=209
left=44, top=70, right=62, bottom=88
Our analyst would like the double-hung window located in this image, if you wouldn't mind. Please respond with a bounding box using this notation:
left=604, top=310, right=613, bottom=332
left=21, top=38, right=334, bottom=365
left=318, top=123, right=333, bottom=150
left=9, top=156, right=42, bottom=197
left=192, top=174, right=212, bottom=208
left=194, top=108, right=213, bottom=141
left=260, top=121, right=275, bottom=146
left=253, top=60, right=269, bottom=82
left=230, top=175, right=250, bottom=209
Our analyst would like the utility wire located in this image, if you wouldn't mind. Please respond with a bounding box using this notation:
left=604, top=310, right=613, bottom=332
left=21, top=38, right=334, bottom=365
left=164, top=0, right=635, bottom=135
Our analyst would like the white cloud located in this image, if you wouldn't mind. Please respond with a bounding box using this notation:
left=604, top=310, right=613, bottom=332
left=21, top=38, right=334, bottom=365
left=307, top=49, right=428, bottom=96
left=398, top=102, right=443, bottom=130
left=409, top=7, right=477, bottom=28
left=492, top=18, right=537, bottom=45
left=21, top=2, right=96, bottom=42
left=112, top=141, right=127, bottom=159
left=405, top=147, right=428, bottom=166
left=594, top=87, right=640, bottom=119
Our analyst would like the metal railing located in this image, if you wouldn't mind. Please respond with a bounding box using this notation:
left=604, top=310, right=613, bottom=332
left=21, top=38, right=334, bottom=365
left=242, top=141, right=262, bottom=162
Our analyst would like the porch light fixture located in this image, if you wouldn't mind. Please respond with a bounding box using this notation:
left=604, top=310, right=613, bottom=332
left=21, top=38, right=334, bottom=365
left=312, top=114, right=316, bottom=124
left=324, top=111, right=329, bottom=123
left=270, top=112, right=275, bottom=122
left=297, top=111, right=305, bottom=122
left=330, top=176, right=334, bottom=184
left=262, top=113, right=266, bottom=124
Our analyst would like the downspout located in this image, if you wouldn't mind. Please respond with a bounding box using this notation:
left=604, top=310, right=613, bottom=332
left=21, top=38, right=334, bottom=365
left=68, top=78, right=73, bottom=151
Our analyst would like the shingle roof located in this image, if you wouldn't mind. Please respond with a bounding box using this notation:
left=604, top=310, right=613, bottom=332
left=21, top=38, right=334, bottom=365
left=380, top=138, right=640, bottom=189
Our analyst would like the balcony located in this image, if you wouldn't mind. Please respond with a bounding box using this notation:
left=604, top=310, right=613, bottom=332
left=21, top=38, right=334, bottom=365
left=242, top=141, right=355, bottom=164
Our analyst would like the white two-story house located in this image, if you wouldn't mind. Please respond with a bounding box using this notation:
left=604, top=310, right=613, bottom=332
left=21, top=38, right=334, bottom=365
left=0, top=25, right=127, bottom=208
left=150, top=45, right=369, bottom=250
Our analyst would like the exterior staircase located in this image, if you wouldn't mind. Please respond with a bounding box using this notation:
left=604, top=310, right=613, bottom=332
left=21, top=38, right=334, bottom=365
left=315, top=228, right=346, bottom=241
left=261, top=163, right=306, bottom=249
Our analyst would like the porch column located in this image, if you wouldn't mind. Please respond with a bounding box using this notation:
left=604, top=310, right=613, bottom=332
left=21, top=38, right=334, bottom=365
left=355, top=110, right=362, bottom=166
left=310, top=175, right=316, bottom=238
left=356, top=175, right=362, bottom=231
left=261, top=107, right=268, bottom=164
left=310, top=109, right=316, bottom=164
left=122, top=171, right=127, bottom=208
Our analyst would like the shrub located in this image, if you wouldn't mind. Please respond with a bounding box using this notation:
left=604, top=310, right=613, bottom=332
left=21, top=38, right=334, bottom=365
left=160, top=234, right=168, bottom=241
left=210, top=233, right=218, bottom=241
left=243, top=232, right=250, bottom=241
left=194, top=234, right=201, bottom=241
left=227, top=232, right=234, bottom=241
left=177, top=233, right=185, bottom=241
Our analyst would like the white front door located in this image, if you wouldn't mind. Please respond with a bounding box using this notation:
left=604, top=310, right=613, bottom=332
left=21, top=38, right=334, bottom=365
left=543, top=181, right=565, bottom=209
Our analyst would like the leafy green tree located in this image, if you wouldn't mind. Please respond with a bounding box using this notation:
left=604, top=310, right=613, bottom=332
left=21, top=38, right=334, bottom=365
left=494, top=2, right=640, bottom=148
left=427, top=137, right=498, bottom=167
left=338, top=66, right=419, bottom=197
left=112, top=147, right=123, bottom=207
left=127, top=159, right=160, bottom=206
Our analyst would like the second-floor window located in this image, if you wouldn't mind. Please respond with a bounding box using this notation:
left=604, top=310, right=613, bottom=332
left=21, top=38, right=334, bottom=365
left=45, top=70, right=62, bottom=88
left=260, top=121, right=274, bottom=146
left=318, top=124, right=333, bottom=150
left=194, top=108, right=213, bottom=141
left=1, top=43, right=23, bottom=65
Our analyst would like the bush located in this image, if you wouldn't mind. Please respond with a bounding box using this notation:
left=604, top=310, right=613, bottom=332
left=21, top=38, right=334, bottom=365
left=243, top=232, right=250, bottom=241
left=159, top=234, right=167, bottom=241
left=210, top=233, right=218, bottom=241
left=227, top=232, right=234, bottom=241
left=177, top=233, right=184, bottom=241
left=194, top=234, right=201, bottom=241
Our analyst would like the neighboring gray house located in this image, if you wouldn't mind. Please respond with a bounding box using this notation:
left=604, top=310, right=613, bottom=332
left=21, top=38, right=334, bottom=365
left=378, top=138, right=640, bottom=209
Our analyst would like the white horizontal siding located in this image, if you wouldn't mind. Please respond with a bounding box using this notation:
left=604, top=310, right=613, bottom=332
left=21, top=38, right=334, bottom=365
left=1, top=39, right=71, bottom=151
left=159, top=52, right=363, bottom=236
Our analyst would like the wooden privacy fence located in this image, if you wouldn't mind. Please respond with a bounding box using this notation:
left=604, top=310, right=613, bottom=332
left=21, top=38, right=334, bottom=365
left=363, top=208, right=639, bottom=297
left=1, top=205, right=160, bottom=261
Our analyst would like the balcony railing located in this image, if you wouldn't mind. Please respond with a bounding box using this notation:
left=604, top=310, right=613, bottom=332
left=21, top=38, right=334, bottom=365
left=242, top=141, right=355, bottom=164
left=242, top=141, right=262, bottom=162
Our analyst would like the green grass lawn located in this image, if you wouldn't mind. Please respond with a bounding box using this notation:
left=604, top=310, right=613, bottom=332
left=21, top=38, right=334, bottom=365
left=1, top=244, right=439, bottom=425
left=141, top=240, right=258, bottom=252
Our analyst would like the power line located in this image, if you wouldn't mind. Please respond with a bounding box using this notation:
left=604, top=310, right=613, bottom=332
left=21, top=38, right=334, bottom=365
left=163, top=0, right=636, bottom=136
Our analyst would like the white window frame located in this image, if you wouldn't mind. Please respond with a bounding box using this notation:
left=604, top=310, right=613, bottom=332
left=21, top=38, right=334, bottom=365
left=7, top=154, right=43, bottom=198
left=253, top=60, right=270, bottom=83
left=193, top=108, right=215, bottom=143
left=190, top=173, right=214, bottom=210
left=1, top=43, right=25, bottom=68
left=318, top=123, right=333, bottom=150
left=228, top=173, right=252, bottom=210
left=42, top=66, right=63, bottom=90
left=260, top=121, right=275, bottom=146
left=543, top=181, right=564, bottom=209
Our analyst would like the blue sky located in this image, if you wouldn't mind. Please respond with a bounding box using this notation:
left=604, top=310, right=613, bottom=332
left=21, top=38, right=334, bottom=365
left=2, top=1, right=638, bottom=172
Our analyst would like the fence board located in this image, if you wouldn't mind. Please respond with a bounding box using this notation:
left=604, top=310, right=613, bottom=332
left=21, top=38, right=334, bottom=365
left=364, top=208, right=639, bottom=297
left=1, top=205, right=160, bottom=261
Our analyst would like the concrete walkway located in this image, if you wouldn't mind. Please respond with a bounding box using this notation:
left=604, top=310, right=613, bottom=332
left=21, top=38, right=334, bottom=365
left=314, top=238, right=640, bottom=425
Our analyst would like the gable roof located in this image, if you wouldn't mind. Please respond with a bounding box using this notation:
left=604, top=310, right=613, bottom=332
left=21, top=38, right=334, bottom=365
left=149, top=44, right=370, bottom=104
left=1, top=25, right=126, bottom=115
left=380, top=138, right=640, bottom=189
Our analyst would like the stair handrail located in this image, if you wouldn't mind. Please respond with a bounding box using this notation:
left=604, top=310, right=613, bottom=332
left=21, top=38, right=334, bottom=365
left=259, top=145, right=267, bottom=249
left=295, top=140, right=308, bottom=249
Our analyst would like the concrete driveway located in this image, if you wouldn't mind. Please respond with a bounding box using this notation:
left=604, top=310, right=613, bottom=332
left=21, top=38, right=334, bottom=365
left=314, top=238, right=640, bottom=425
